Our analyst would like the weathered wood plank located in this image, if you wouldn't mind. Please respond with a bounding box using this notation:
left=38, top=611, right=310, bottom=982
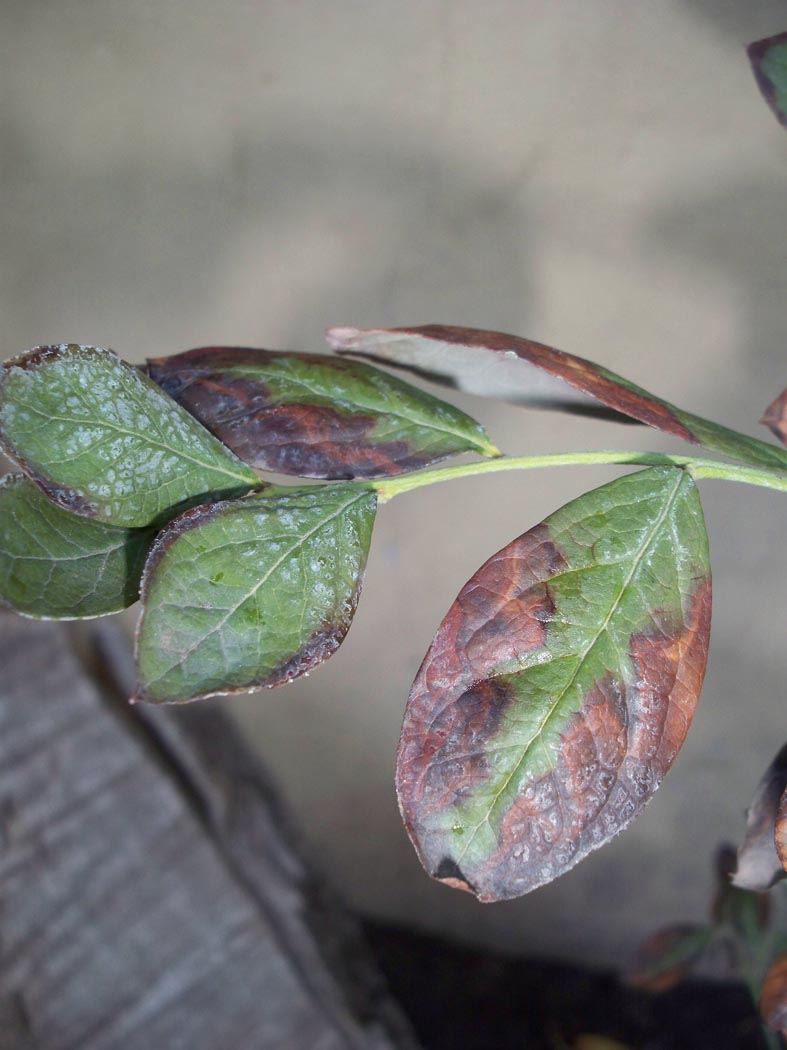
left=0, top=614, right=416, bottom=1050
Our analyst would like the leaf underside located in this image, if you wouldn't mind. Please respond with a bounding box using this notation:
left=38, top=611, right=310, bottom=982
left=0, top=345, right=259, bottom=527
left=135, top=483, right=377, bottom=703
left=396, top=467, right=712, bottom=902
left=748, top=32, right=787, bottom=129
left=328, top=326, right=787, bottom=473
left=147, top=346, right=498, bottom=479
left=762, top=388, right=787, bottom=446
left=0, top=474, right=153, bottom=619
left=733, top=742, right=787, bottom=891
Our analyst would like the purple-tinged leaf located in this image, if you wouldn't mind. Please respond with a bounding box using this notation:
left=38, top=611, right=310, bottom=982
left=733, top=743, right=787, bottom=892
left=762, top=389, right=787, bottom=446
left=396, top=467, right=711, bottom=902
left=146, top=347, right=498, bottom=479
left=328, top=326, right=787, bottom=473
left=748, top=33, right=787, bottom=129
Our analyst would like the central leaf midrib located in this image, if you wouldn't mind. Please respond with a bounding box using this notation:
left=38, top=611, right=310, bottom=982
left=456, top=470, right=685, bottom=866
left=147, top=488, right=369, bottom=686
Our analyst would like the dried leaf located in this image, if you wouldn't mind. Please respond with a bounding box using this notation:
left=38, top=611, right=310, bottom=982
left=328, top=326, right=787, bottom=473
left=396, top=467, right=711, bottom=902
left=147, top=347, right=498, bottom=478
left=714, top=844, right=771, bottom=934
left=0, top=345, right=259, bottom=527
left=748, top=33, right=787, bottom=129
left=733, top=744, right=787, bottom=891
left=625, top=924, right=711, bottom=993
left=761, top=953, right=787, bottom=1035
left=762, top=388, right=787, bottom=446
left=135, top=483, right=376, bottom=703
left=0, top=474, right=153, bottom=619
left=775, top=789, right=787, bottom=874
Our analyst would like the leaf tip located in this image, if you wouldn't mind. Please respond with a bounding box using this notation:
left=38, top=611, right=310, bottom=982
left=325, top=326, right=362, bottom=350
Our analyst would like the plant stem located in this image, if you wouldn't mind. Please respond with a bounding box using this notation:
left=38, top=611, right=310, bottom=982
left=370, top=451, right=787, bottom=502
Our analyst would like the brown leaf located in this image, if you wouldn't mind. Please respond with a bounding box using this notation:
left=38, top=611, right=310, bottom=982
left=625, top=925, right=710, bottom=993
left=733, top=744, right=787, bottom=892
left=762, top=388, right=787, bottom=446
left=761, top=953, right=787, bottom=1035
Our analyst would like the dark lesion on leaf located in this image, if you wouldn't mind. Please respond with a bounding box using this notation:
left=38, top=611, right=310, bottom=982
left=434, top=856, right=476, bottom=895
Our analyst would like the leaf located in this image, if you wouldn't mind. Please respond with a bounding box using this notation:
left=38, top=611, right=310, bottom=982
left=396, top=467, right=711, bottom=902
left=733, top=744, right=787, bottom=892
left=625, top=924, right=711, bottom=993
left=328, top=326, right=787, bottom=473
left=146, top=346, right=499, bottom=478
left=713, top=844, right=771, bottom=936
left=761, top=953, right=787, bottom=1035
left=775, top=789, right=787, bottom=874
left=0, top=345, right=259, bottom=527
left=762, top=389, right=787, bottom=446
left=135, top=483, right=377, bottom=703
left=0, top=474, right=153, bottom=619
left=748, top=33, right=787, bottom=129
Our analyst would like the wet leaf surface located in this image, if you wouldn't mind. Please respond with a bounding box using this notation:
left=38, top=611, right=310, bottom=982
left=329, top=326, right=787, bottom=473
left=733, top=744, right=787, bottom=891
left=135, top=483, right=376, bottom=703
left=761, top=953, right=787, bottom=1035
left=0, top=345, right=259, bottom=527
left=0, top=474, right=153, bottom=619
left=147, top=346, right=498, bottom=478
left=762, top=389, right=787, bottom=446
left=748, top=33, right=787, bottom=129
left=625, top=925, right=711, bottom=993
left=396, top=467, right=711, bottom=902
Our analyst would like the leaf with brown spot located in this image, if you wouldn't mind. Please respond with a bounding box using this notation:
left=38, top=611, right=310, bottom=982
left=733, top=744, right=787, bottom=892
left=761, top=953, right=787, bottom=1036
left=146, top=346, right=498, bottom=479
left=762, top=389, right=787, bottom=446
left=328, top=326, right=787, bottom=473
left=396, top=467, right=711, bottom=902
left=135, top=483, right=376, bottom=703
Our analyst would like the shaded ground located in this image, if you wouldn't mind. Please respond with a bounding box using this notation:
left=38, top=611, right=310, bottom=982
left=364, top=921, right=773, bottom=1050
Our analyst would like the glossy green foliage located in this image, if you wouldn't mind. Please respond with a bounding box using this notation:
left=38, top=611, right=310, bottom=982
left=135, top=484, right=377, bottom=703
left=0, top=474, right=153, bottom=619
left=329, top=326, right=787, bottom=473
left=0, top=345, right=259, bottom=527
left=397, top=468, right=712, bottom=901
left=749, top=32, right=787, bottom=129
left=147, top=346, right=499, bottom=478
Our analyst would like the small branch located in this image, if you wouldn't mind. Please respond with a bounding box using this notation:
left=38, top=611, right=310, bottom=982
left=369, top=451, right=787, bottom=502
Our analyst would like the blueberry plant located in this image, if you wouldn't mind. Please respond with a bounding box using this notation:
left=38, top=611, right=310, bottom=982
left=1, top=26, right=787, bottom=1044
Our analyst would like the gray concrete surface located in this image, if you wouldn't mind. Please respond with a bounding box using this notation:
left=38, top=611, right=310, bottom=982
left=2, top=1, right=786, bottom=967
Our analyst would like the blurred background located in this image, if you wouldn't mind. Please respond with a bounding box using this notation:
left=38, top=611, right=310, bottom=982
left=2, top=0, right=786, bottom=968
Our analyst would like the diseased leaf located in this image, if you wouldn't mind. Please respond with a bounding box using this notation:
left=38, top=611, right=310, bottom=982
left=775, top=789, right=787, bottom=874
left=625, top=925, right=711, bottom=993
left=135, top=483, right=376, bottom=703
left=328, top=326, right=787, bottom=473
left=762, top=388, right=787, bottom=446
left=733, top=743, right=787, bottom=892
left=396, top=467, right=712, bottom=902
left=0, top=345, right=259, bottom=527
left=0, top=474, right=153, bottom=619
left=748, top=33, right=787, bottom=129
left=761, top=953, right=787, bottom=1035
left=713, top=844, right=771, bottom=935
left=146, top=346, right=498, bottom=479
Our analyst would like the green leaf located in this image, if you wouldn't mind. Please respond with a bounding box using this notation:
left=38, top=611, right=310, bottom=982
left=748, top=33, right=787, bottom=129
left=0, top=474, right=153, bottom=619
left=328, top=326, right=787, bottom=473
left=135, top=483, right=377, bottom=703
left=146, top=346, right=499, bottom=478
left=0, top=345, right=259, bottom=527
left=396, top=467, right=712, bottom=902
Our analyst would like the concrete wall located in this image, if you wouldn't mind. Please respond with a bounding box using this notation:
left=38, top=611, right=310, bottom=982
left=2, top=1, right=787, bottom=966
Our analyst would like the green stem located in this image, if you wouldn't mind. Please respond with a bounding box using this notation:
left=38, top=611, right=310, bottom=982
left=370, top=451, right=787, bottom=502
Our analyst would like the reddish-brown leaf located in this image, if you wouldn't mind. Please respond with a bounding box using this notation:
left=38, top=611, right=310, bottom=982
left=733, top=744, right=787, bottom=892
left=625, top=925, right=710, bottom=993
left=761, top=954, right=787, bottom=1035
